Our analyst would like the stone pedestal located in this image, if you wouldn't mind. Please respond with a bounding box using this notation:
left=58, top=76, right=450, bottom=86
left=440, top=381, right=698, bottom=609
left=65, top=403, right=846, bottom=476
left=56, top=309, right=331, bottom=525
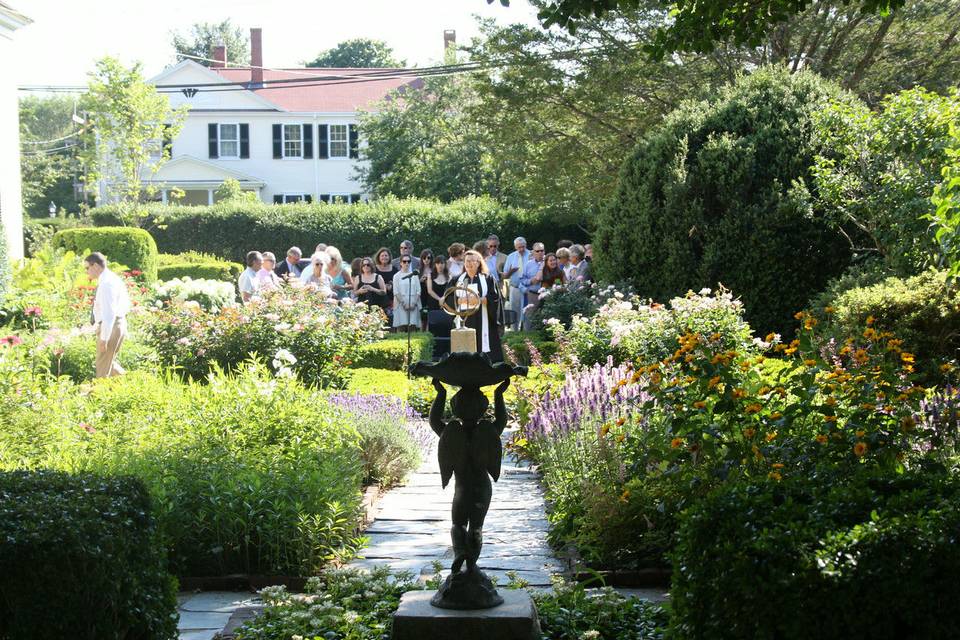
left=450, top=327, right=477, bottom=353
left=392, top=589, right=541, bottom=640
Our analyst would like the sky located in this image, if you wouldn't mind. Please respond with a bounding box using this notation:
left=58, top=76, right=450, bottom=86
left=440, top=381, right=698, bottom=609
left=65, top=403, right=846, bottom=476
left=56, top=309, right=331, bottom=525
left=12, top=0, right=541, bottom=88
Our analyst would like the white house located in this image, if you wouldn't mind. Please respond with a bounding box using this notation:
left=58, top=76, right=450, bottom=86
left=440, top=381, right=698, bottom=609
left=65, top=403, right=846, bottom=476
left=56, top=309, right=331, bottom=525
left=0, top=1, right=31, bottom=259
left=99, top=28, right=423, bottom=206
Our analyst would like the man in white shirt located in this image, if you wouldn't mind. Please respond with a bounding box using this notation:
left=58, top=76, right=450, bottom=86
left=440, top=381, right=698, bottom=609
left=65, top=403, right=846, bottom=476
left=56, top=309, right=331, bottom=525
left=238, top=251, right=262, bottom=303
left=85, top=252, right=131, bottom=379
left=503, top=237, right=531, bottom=331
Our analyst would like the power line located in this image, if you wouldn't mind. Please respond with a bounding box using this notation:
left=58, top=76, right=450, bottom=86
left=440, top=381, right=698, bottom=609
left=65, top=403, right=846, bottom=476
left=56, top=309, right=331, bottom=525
left=22, top=129, right=82, bottom=145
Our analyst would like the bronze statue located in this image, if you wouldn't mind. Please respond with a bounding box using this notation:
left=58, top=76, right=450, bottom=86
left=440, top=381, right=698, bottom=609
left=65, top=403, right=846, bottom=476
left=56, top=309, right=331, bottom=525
left=411, top=352, right=527, bottom=609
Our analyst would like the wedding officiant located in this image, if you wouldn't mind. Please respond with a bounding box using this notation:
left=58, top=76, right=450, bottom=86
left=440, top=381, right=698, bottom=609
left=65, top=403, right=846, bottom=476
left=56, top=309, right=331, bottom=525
left=456, top=250, right=503, bottom=362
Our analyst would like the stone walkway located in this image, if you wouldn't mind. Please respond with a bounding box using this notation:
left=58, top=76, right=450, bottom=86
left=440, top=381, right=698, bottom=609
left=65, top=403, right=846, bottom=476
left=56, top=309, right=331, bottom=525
left=348, top=424, right=564, bottom=587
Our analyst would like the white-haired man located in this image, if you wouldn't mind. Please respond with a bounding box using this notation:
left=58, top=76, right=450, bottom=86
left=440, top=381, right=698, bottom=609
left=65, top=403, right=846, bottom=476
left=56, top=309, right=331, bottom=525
left=503, top=236, right=531, bottom=331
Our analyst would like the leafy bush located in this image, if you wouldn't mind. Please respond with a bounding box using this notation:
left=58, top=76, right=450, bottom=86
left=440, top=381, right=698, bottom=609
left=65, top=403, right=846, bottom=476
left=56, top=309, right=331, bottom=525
left=0, top=217, right=8, bottom=307
left=157, top=252, right=243, bottom=282
left=502, top=330, right=558, bottom=366
left=345, top=367, right=434, bottom=416
left=22, top=217, right=87, bottom=258
left=0, top=470, right=178, bottom=640
left=817, top=269, right=960, bottom=382
left=0, top=364, right=367, bottom=577
left=43, top=330, right=158, bottom=382
left=151, top=276, right=237, bottom=312
left=91, top=195, right=586, bottom=263
left=327, top=392, right=426, bottom=486
left=141, top=286, right=382, bottom=386
left=352, top=332, right=434, bottom=370
left=534, top=579, right=667, bottom=640
left=52, top=226, right=159, bottom=281
left=594, top=67, right=853, bottom=334
left=670, top=471, right=960, bottom=639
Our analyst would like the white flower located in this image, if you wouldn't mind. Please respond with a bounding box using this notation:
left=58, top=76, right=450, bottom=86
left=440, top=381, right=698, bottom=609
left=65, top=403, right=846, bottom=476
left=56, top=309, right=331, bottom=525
left=699, top=287, right=712, bottom=295
left=274, top=322, right=292, bottom=332
left=274, top=349, right=297, bottom=364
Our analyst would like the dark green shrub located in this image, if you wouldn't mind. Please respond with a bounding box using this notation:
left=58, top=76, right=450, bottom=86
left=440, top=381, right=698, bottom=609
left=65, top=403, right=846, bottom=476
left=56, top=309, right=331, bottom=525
left=91, top=196, right=586, bottom=263
left=44, top=334, right=158, bottom=383
left=352, top=333, right=434, bottom=370
left=818, top=269, right=960, bottom=381
left=0, top=470, right=178, bottom=640
left=0, top=217, right=8, bottom=306
left=22, top=217, right=88, bottom=257
left=594, top=67, right=853, bottom=334
left=52, top=226, right=159, bottom=281
left=502, top=331, right=558, bottom=365
left=670, top=471, right=960, bottom=640
left=157, top=262, right=243, bottom=282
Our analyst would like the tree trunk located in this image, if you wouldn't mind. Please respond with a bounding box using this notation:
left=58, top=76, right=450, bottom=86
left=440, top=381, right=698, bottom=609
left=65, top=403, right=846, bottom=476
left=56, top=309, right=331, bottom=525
left=845, top=12, right=896, bottom=90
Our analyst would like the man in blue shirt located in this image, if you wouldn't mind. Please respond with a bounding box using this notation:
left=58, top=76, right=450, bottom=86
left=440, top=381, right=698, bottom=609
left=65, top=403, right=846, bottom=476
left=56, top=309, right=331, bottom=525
left=519, top=243, right=545, bottom=330
left=502, top=237, right=531, bottom=331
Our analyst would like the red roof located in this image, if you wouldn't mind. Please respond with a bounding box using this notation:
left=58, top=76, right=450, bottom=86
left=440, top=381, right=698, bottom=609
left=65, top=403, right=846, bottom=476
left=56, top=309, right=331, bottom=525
left=212, top=67, right=423, bottom=112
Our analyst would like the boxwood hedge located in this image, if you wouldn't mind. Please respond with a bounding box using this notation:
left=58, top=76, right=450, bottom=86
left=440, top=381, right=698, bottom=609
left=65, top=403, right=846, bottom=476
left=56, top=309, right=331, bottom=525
left=52, top=226, right=159, bottom=281
left=0, top=470, right=178, bottom=640
left=91, top=196, right=586, bottom=263
left=352, top=333, right=435, bottom=370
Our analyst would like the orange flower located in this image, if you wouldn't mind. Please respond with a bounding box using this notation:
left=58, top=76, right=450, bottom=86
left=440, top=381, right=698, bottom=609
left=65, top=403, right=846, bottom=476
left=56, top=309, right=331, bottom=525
left=815, top=434, right=828, bottom=444
left=708, top=376, right=722, bottom=389
left=803, top=359, right=817, bottom=367
left=771, top=463, right=785, bottom=469
left=693, top=400, right=707, bottom=409
left=855, top=430, right=866, bottom=438
left=794, top=311, right=805, bottom=320
left=599, top=424, right=611, bottom=437
left=866, top=315, right=875, bottom=326
left=671, top=437, right=684, bottom=449
left=743, top=427, right=756, bottom=439
left=732, top=388, right=746, bottom=399
left=823, top=415, right=838, bottom=423
left=616, top=417, right=626, bottom=426
left=853, top=442, right=868, bottom=457
left=824, top=306, right=835, bottom=314
left=765, top=431, right=778, bottom=442
left=768, top=471, right=783, bottom=482
left=804, top=317, right=817, bottom=330
left=745, top=403, right=762, bottom=414
left=769, top=411, right=783, bottom=420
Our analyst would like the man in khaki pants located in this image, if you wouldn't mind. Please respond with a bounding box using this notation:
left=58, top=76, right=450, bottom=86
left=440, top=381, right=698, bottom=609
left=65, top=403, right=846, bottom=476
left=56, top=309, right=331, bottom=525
left=85, top=253, right=131, bottom=378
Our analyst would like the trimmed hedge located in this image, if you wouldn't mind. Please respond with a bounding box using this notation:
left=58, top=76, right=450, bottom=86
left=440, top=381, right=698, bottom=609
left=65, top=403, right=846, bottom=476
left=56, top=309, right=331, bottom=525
left=346, top=367, right=434, bottom=416
left=52, top=226, right=159, bottom=281
left=352, top=333, right=434, bottom=370
left=594, top=67, right=853, bottom=334
left=91, top=196, right=586, bottom=263
left=157, top=262, right=243, bottom=282
left=670, top=471, right=960, bottom=639
left=0, top=470, right=178, bottom=640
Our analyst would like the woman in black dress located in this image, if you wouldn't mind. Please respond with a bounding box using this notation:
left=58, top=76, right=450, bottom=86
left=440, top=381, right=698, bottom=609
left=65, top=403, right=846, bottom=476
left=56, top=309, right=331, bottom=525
left=419, top=250, right=435, bottom=330
left=456, top=249, right=503, bottom=362
left=353, top=257, right=389, bottom=316
left=373, top=247, right=397, bottom=321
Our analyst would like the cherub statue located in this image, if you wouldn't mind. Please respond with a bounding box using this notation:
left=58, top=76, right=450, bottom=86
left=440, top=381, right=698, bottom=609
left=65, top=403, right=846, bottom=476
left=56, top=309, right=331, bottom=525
left=430, top=378, right=510, bottom=578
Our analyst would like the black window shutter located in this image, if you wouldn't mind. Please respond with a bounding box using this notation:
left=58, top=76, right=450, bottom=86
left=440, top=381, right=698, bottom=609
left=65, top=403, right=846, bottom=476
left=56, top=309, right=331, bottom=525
left=350, top=193, right=361, bottom=204
left=163, top=124, right=173, bottom=157
left=273, top=194, right=283, bottom=204
left=304, top=194, right=313, bottom=203
left=319, top=193, right=330, bottom=203
left=349, top=124, right=359, bottom=159
left=272, top=124, right=282, bottom=159
left=302, top=124, right=313, bottom=159
left=239, top=123, right=250, bottom=158
left=208, top=123, right=219, bottom=159
left=317, top=125, right=329, bottom=159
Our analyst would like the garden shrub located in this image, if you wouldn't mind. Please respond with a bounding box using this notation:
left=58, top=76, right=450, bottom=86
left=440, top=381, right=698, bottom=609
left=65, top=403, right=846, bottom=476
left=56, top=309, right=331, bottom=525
left=52, top=226, right=159, bottom=281
left=502, top=331, right=558, bottom=366
left=594, top=67, right=853, bottom=334
left=0, top=470, right=178, bottom=640
left=352, top=332, right=434, bottom=370
left=91, top=195, right=586, bottom=263
left=150, top=276, right=237, bottom=312
left=345, top=367, right=434, bottom=416
left=141, top=286, right=382, bottom=386
left=327, top=392, right=425, bottom=487
left=670, top=471, right=960, bottom=640
left=816, top=269, right=960, bottom=382
left=157, top=251, right=243, bottom=282
left=22, top=217, right=87, bottom=258
left=0, top=217, right=8, bottom=307
left=0, top=365, right=366, bottom=577
left=44, top=332, right=158, bottom=382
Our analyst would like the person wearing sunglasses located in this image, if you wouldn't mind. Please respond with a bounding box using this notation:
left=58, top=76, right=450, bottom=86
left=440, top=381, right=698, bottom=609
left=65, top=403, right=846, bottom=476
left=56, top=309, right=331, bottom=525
left=392, top=255, right=421, bottom=333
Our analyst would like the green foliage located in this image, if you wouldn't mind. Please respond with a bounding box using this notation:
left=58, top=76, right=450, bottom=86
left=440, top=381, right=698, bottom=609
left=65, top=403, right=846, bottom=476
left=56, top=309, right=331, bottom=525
left=0, top=470, right=178, bottom=640
left=142, top=287, right=382, bottom=386
left=818, top=269, right=960, bottom=382
left=533, top=579, right=668, bottom=639
left=811, top=88, right=960, bottom=274
left=91, top=197, right=584, bottom=263
left=43, top=332, right=158, bottom=383
left=79, top=57, right=188, bottom=205
left=502, top=331, right=558, bottom=366
left=345, top=367, right=434, bottom=416
left=18, top=95, right=84, bottom=217
left=670, top=470, right=960, bottom=639
left=22, top=217, right=86, bottom=258
left=0, top=364, right=367, bottom=576
left=214, top=177, right=260, bottom=203
left=352, top=332, right=434, bottom=370
left=171, top=19, right=250, bottom=66
left=157, top=261, right=243, bottom=282
left=305, top=38, right=403, bottom=68
left=594, top=67, right=853, bottom=333
left=52, top=226, right=159, bottom=281
left=151, top=277, right=236, bottom=312
left=930, top=119, right=960, bottom=280
left=0, top=217, right=8, bottom=307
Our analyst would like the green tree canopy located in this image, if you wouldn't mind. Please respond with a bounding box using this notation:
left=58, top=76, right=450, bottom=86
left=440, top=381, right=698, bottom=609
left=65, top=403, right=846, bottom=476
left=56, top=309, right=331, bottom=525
left=305, top=39, right=404, bottom=68
left=171, top=19, right=250, bottom=66
left=19, top=95, right=83, bottom=216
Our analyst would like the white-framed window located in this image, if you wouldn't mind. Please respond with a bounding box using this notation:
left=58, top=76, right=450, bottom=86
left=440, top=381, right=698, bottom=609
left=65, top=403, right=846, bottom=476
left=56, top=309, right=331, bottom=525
left=283, top=124, right=302, bottom=158
left=219, top=124, right=239, bottom=157
left=329, top=124, right=349, bottom=158
left=322, top=194, right=363, bottom=204
left=281, top=193, right=312, bottom=204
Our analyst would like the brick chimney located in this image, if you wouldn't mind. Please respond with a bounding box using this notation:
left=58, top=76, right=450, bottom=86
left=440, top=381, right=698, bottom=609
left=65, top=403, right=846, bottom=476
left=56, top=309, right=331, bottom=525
left=443, top=29, right=456, bottom=54
left=211, top=42, right=226, bottom=68
left=250, top=28, right=263, bottom=87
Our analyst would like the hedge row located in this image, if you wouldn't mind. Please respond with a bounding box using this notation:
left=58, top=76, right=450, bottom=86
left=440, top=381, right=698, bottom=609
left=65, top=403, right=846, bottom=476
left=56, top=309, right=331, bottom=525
left=52, top=226, right=159, bottom=281
left=91, top=196, right=587, bottom=263
left=0, top=470, right=178, bottom=640
left=157, top=262, right=243, bottom=282
left=352, top=333, right=435, bottom=370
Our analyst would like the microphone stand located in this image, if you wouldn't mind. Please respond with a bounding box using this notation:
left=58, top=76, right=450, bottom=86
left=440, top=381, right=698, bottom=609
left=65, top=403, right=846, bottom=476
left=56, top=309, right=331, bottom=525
left=404, top=269, right=419, bottom=378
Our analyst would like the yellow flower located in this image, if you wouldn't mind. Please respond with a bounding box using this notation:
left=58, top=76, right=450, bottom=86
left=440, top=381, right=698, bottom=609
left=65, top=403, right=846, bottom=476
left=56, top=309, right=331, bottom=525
left=886, top=339, right=903, bottom=352
left=743, top=427, right=756, bottom=439
left=825, top=397, right=837, bottom=407
left=671, top=437, right=684, bottom=449
left=823, top=415, right=838, bottom=423
left=685, top=354, right=695, bottom=363
left=866, top=315, right=875, bottom=326
left=765, top=332, right=777, bottom=342
left=855, top=430, right=866, bottom=438
left=765, top=431, right=778, bottom=442
left=824, top=306, right=835, bottom=314
left=901, top=352, right=915, bottom=364
left=768, top=471, right=783, bottom=482
left=771, top=463, right=785, bottom=469
left=600, top=424, right=611, bottom=437
left=708, top=376, right=722, bottom=388
left=794, top=311, right=805, bottom=320
left=815, top=434, right=828, bottom=444
left=853, top=442, right=868, bottom=457
left=804, top=317, right=817, bottom=330
left=710, top=332, right=722, bottom=341
left=616, top=434, right=626, bottom=443
left=693, top=400, right=707, bottom=409
left=803, top=359, right=817, bottom=367
left=745, top=403, right=763, bottom=415
left=863, top=327, right=878, bottom=340
left=619, top=489, right=631, bottom=503
left=941, top=363, right=955, bottom=373
left=769, top=411, right=783, bottom=420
